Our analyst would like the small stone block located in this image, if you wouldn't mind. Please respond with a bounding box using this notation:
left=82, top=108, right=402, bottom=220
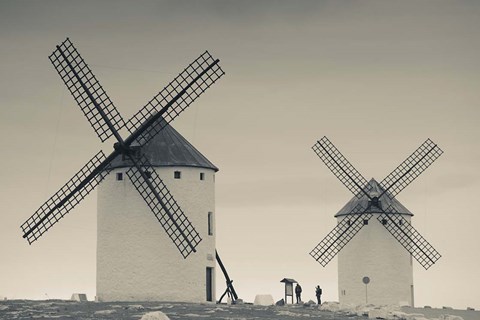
left=71, top=293, right=87, bottom=302
left=254, top=294, right=274, bottom=306
left=140, top=311, right=170, bottom=320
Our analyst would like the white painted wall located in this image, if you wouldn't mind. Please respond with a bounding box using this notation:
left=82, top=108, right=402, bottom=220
left=97, top=166, right=216, bottom=302
left=338, top=213, right=414, bottom=306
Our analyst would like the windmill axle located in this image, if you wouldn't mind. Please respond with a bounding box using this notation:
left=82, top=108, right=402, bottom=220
left=113, top=141, right=139, bottom=158
left=369, top=196, right=382, bottom=209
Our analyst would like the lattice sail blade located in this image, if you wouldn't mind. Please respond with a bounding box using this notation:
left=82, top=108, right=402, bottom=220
left=379, top=139, right=443, bottom=199
left=126, top=51, right=225, bottom=146
left=310, top=205, right=371, bottom=266
left=49, top=38, right=125, bottom=142
left=126, top=156, right=202, bottom=258
left=21, top=151, right=112, bottom=244
left=378, top=206, right=441, bottom=270
left=312, top=137, right=371, bottom=198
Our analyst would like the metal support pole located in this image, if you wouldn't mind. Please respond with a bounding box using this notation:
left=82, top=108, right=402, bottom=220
left=365, top=284, right=368, bottom=304
left=216, top=250, right=238, bottom=301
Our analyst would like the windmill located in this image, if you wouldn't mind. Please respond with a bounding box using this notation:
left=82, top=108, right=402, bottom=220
left=310, top=136, right=443, bottom=306
left=20, top=38, right=228, bottom=302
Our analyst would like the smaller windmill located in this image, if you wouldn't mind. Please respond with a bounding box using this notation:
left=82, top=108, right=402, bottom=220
left=310, top=136, right=443, bottom=306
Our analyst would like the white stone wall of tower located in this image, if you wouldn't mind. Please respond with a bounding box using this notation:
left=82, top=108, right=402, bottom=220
left=337, top=213, right=414, bottom=306
left=96, top=166, right=216, bottom=302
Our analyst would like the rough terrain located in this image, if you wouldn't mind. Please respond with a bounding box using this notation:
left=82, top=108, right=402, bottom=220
left=0, top=300, right=478, bottom=320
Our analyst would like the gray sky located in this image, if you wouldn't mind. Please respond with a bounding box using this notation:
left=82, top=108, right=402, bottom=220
left=1, top=0, right=479, bottom=309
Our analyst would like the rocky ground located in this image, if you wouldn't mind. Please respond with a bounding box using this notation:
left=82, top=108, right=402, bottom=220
left=0, top=300, right=477, bottom=320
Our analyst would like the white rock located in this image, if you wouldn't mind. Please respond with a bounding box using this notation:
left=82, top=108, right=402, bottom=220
left=318, top=301, right=342, bottom=312
left=127, top=304, right=145, bottom=310
left=275, top=298, right=285, bottom=306
left=303, top=300, right=316, bottom=307
left=404, top=313, right=426, bottom=320
left=319, top=302, right=407, bottom=319
left=368, top=308, right=390, bottom=319
left=355, top=304, right=376, bottom=317
left=439, top=315, right=464, bottom=320
left=94, top=309, right=116, bottom=315
left=254, top=294, right=274, bottom=306
left=140, top=311, right=171, bottom=320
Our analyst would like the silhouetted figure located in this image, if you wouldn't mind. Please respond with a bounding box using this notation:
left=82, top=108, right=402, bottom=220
left=295, top=283, right=302, bottom=303
left=315, top=285, right=322, bottom=305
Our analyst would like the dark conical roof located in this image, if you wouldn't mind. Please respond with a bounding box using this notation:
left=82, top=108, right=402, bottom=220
left=110, top=124, right=218, bottom=172
left=335, top=178, right=412, bottom=217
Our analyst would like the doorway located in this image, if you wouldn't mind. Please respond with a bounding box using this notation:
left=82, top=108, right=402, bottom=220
left=206, top=267, right=213, bottom=302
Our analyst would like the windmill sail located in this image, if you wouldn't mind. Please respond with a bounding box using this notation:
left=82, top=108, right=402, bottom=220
left=379, top=139, right=443, bottom=199
left=126, top=155, right=202, bottom=258
left=379, top=206, right=441, bottom=269
left=312, top=136, right=371, bottom=199
left=310, top=204, right=371, bottom=266
left=49, top=38, right=125, bottom=142
left=21, top=151, right=112, bottom=243
left=126, top=51, right=225, bottom=146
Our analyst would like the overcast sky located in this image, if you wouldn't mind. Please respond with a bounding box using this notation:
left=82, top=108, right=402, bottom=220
left=1, top=0, right=479, bottom=309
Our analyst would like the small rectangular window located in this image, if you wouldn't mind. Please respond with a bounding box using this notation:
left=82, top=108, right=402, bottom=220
left=208, top=212, right=213, bottom=236
left=200, top=172, right=205, bottom=181
left=174, top=171, right=181, bottom=179
left=363, top=219, right=369, bottom=225
left=116, top=172, right=123, bottom=181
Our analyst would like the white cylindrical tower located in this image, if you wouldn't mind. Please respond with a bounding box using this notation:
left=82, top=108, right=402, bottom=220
left=337, top=179, right=414, bottom=306
left=96, top=124, right=218, bottom=302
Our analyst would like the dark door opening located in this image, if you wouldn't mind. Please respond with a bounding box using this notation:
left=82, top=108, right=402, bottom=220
left=206, top=267, right=213, bottom=302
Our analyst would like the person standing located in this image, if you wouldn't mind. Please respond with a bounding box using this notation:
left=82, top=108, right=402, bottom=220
left=315, top=285, right=322, bottom=305
left=295, top=283, right=302, bottom=303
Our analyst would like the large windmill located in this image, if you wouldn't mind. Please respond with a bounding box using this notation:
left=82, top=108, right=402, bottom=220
left=310, top=136, right=443, bottom=306
left=20, top=38, right=227, bottom=302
